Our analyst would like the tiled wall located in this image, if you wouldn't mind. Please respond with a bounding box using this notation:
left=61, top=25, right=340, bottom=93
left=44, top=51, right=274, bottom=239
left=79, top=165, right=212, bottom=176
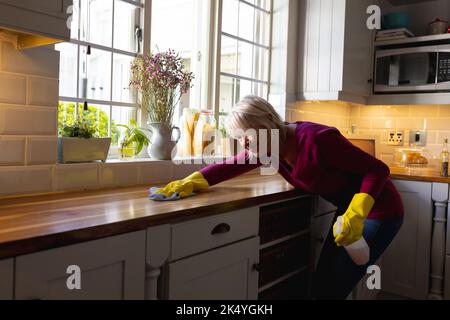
left=288, top=101, right=450, bottom=166
left=0, top=40, right=207, bottom=197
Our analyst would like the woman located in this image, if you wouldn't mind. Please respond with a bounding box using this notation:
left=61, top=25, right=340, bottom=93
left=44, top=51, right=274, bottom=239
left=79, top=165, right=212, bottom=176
left=152, top=95, right=404, bottom=299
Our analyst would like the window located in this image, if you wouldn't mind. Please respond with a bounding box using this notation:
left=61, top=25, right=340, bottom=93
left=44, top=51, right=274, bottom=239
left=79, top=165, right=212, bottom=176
left=57, top=0, right=142, bottom=147
left=217, top=0, right=272, bottom=125
left=56, top=0, right=273, bottom=157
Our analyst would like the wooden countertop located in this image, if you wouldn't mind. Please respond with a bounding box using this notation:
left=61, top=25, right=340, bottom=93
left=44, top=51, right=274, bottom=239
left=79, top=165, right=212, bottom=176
left=389, top=166, right=450, bottom=184
left=0, top=174, right=306, bottom=260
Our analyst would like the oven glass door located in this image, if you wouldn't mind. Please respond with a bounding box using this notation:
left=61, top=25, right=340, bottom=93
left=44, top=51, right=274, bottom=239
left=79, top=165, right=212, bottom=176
left=375, top=46, right=438, bottom=93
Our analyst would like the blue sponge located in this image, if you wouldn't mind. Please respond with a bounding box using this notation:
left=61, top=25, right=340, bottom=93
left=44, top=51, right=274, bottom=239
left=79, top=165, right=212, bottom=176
left=148, top=187, right=194, bottom=201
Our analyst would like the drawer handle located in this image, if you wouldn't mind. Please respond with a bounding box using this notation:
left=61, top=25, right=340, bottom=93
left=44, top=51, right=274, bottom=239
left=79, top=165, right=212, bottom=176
left=211, top=223, right=231, bottom=235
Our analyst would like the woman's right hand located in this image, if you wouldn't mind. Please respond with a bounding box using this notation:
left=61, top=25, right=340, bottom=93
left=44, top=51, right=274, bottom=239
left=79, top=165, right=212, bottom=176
left=151, top=171, right=210, bottom=199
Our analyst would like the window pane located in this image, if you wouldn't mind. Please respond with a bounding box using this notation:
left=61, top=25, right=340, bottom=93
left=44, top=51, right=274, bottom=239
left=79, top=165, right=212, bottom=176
left=83, top=104, right=111, bottom=138
left=58, top=101, right=79, bottom=135
left=56, top=43, right=78, bottom=98
left=236, top=78, right=252, bottom=101
left=253, top=47, right=269, bottom=81
left=238, top=2, right=255, bottom=42
left=112, top=53, right=135, bottom=103
left=79, top=46, right=112, bottom=101
left=255, top=0, right=271, bottom=11
left=111, top=106, right=137, bottom=146
left=222, top=0, right=238, bottom=36
left=114, top=0, right=139, bottom=52
left=80, top=0, right=113, bottom=47
left=221, top=36, right=237, bottom=75
left=151, top=0, right=207, bottom=111
left=254, top=10, right=270, bottom=46
left=237, top=41, right=254, bottom=79
left=219, top=76, right=237, bottom=114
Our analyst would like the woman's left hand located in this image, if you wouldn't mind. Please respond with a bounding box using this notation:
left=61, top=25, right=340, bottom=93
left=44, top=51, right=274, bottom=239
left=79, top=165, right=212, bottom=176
left=333, top=193, right=375, bottom=246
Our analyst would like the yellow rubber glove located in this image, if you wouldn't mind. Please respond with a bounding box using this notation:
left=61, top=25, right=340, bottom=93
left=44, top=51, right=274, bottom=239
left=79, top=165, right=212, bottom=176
left=154, top=171, right=210, bottom=199
left=333, top=193, right=375, bottom=247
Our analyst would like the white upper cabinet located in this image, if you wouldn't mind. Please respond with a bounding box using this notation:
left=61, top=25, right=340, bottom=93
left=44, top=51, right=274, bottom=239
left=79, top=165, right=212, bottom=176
left=298, top=0, right=375, bottom=104
left=0, top=0, right=72, bottom=48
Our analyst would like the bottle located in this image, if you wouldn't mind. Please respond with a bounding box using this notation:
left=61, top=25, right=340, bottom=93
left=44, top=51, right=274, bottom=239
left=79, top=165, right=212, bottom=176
left=441, top=139, right=449, bottom=178
left=335, top=216, right=370, bottom=266
left=193, top=111, right=216, bottom=157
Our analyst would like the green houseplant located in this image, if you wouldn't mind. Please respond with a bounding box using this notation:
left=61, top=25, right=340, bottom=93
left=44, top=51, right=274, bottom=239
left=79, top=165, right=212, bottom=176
left=117, top=119, right=150, bottom=160
left=58, top=113, right=112, bottom=163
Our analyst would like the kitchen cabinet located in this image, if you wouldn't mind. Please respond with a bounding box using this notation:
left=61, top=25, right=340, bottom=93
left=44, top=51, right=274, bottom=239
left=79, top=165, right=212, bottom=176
left=15, top=231, right=146, bottom=300
left=258, top=196, right=314, bottom=300
left=298, top=0, right=374, bottom=104
left=381, top=180, right=433, bottom=300
left=0, top=259, right=13, bottom=300
left=167, top=237, right=259, bottom=300
left=160, top=208, right=260, bottom=300
left=445, top=256, right=450, bottom=300
left=0, top=0, right=72, bottom=48
left=311, top=212, right=335, bottom=270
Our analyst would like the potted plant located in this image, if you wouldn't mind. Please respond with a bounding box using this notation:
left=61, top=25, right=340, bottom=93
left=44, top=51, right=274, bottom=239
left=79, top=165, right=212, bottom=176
left=130, top=49, right=194, bottom=160
left=117, top=119, right=150, bottom=160
left=58, top=114, right=112, bottom=163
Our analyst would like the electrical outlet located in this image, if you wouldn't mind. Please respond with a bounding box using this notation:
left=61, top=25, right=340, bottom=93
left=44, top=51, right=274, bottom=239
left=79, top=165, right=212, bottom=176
left=388, top=131, right=404, bottom=146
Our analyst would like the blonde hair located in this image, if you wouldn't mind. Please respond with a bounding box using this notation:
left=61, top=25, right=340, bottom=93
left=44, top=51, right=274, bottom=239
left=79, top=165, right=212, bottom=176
left=225, top=95, right=287, bottom=142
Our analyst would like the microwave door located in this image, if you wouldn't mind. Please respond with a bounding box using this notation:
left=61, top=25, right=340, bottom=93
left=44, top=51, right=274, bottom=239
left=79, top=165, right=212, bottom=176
left=436, top=45, right=450, bottom=91
left=375, top=46, right=438, bottom=93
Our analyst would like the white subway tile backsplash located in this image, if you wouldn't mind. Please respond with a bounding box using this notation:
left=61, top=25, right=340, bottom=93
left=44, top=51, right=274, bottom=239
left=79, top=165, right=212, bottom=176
left=0, top=165, right=52, bottom=195
left=26, top=137, right=57, bottom=165
left=0, top=104, right=57, bottom=135
left=28, top=77, right=59, bottom=107
left=0, top=136, right=25, bottom=165
left=0, top=72, right=26, bottom=104
left=54, top=163, right=99, bottom=191
left=100, top=163, right=139, bottom=188
left=139, top=161, right=173, bottom=185
left=1, top=42, right=59, bottom=78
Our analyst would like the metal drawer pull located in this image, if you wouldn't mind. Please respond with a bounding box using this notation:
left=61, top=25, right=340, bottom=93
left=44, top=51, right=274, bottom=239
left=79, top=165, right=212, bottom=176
left=211, top=223, right=231, bottom=235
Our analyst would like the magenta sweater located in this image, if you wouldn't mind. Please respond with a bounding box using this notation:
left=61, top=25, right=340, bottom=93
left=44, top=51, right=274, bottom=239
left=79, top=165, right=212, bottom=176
left=200, top=122, right=404, bottom=220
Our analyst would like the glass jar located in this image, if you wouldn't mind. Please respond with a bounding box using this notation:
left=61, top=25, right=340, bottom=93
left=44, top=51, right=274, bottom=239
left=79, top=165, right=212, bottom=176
left=193, top=111, right=217, bottom=157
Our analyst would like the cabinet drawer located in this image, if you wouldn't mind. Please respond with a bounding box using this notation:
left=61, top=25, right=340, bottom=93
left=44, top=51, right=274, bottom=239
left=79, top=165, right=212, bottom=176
left=259, top=271, right=309, bottom=300
left=259, top=197, right=311, bottom=244
left=259, top=235, right=310, bottom=287
left=171, top=207, right=259, bottom=261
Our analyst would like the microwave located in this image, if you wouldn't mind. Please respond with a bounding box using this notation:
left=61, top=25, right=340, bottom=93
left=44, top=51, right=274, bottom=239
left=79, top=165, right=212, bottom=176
left=374, top=44, right=450, bottom=93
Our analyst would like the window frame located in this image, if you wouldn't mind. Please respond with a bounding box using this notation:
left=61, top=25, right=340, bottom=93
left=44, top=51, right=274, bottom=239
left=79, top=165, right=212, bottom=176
left=213, top=0, right=274, bottom=124
left=57, top=0, right=273, bottom=158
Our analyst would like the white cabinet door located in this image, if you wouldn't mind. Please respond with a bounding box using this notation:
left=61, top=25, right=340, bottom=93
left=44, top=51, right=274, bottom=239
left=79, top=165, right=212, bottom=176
left=15, top=231, right=146, bottom=300
left=342, top=0, right=374, bottom=98
left=311, top=212, right=335, bottom=270
left=0, top=0, right=67, bottom=17
left=167, top=237, right=259, bottom=300
left=0, top=259, right=14, bottom=300
left=381, top=180, right=433, bottom=300
left=298, top=0, right=374, bottom=104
